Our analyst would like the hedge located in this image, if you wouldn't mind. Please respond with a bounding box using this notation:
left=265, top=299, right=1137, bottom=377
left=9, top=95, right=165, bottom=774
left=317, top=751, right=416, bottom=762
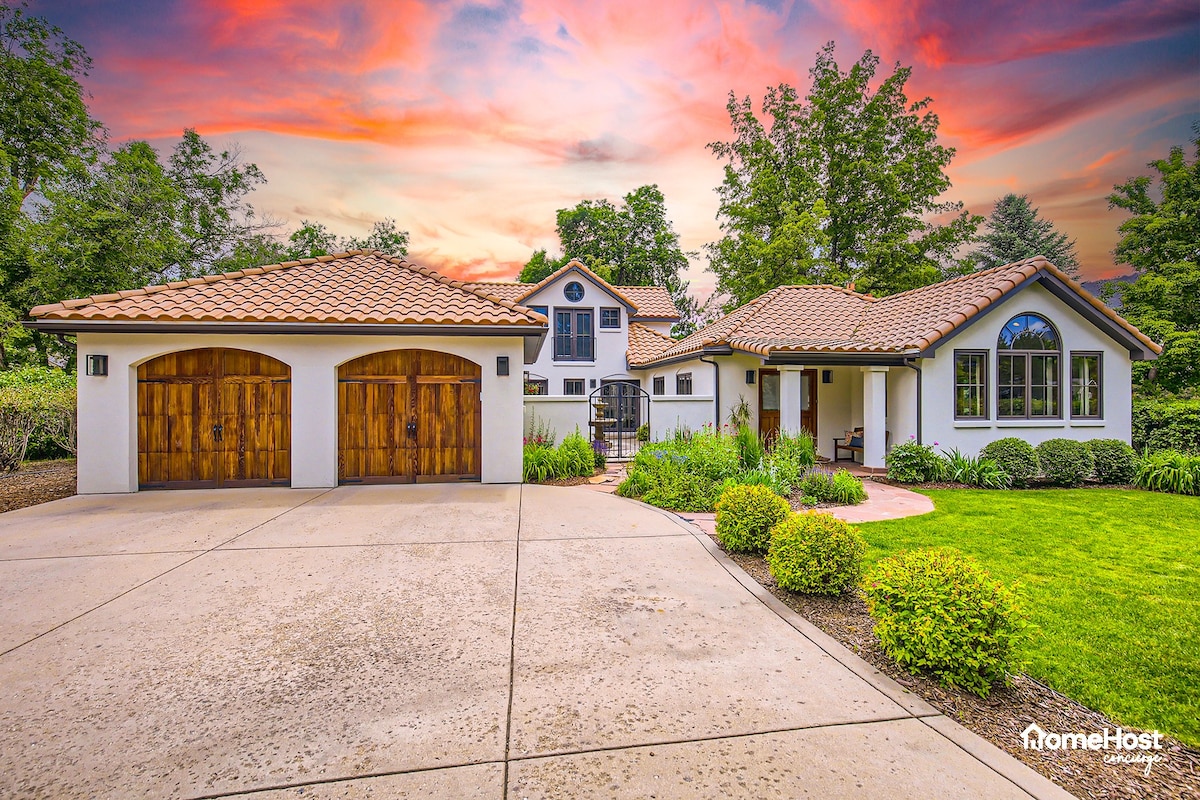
left=1132, top=399, right=1200, bottom=455
left=0, top=368, right=77, bottom=471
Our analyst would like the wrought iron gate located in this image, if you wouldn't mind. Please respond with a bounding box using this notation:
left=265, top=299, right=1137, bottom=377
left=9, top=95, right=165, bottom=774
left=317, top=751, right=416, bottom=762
left=589, top=381, right=650, bottom=460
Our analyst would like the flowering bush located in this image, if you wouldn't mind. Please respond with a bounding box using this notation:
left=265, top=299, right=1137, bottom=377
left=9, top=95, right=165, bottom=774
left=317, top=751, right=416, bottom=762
left=885, top=437, right=947, bottom=483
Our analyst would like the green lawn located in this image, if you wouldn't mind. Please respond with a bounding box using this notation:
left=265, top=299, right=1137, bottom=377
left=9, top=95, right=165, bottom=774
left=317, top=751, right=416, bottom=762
left=858, top=489, right=1200, bottom=748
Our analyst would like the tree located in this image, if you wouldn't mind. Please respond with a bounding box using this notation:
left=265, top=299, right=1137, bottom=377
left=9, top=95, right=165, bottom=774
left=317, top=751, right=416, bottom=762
left=517, top=248, right=563, bottom=283
left=343, top=218, right=409, bottom=256
left=0, top=3, right=104, bottom=201
left=285, top=221, right=339, bottom=259
left=707, top=43, right=979, bottom=307
left=1107, top=127, right=1200, bottom=395
left=283, top=218, right=410, bottom=260
left=973, top=194, right=1079, bottom=275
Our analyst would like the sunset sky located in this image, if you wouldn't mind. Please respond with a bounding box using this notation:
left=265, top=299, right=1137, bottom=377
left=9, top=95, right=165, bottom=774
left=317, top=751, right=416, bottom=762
left=31, top=0, right=1200, bottom=296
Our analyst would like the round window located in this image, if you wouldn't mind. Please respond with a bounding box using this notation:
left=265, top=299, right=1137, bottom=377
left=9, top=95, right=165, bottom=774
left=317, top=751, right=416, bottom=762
left=564, top=281, right=584, bottom=302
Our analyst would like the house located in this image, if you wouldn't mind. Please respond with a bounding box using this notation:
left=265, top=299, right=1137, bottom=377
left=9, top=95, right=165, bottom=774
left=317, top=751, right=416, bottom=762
left=27, top=251, right=547, bottom=492
left=627, top=256, right=1160, bottom=470
left=28, top=251, right=1158, bottom=493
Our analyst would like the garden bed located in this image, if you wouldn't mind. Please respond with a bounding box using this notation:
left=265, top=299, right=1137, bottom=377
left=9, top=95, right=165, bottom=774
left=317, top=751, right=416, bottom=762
left=719, top=543, right=1200, bottom=800
left=0, top=459, right=77, bottom=513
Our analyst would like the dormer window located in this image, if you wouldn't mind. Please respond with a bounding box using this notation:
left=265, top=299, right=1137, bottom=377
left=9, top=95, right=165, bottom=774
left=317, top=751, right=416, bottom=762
left=564, top=281, right=585, bottom=302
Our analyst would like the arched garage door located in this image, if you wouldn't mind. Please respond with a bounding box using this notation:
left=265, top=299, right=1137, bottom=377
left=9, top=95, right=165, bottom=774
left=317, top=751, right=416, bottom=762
left=137, top=348, right=291, bottom=489
left=338, top=349, right=481, bottom=484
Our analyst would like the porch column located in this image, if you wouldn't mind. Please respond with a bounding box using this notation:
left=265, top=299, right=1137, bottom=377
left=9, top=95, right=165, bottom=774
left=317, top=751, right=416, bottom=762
left=779, top=366, right=805, bottom=435
left=861, top=366, right=888, bottom=470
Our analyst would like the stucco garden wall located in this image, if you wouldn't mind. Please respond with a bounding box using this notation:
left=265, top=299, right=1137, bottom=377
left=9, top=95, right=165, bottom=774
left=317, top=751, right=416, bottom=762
left=74, top=332, right=527, bottom=493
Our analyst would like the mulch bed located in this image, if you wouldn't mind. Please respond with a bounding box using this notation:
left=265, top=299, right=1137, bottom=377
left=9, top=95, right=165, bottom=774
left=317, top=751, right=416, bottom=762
left=719, top=542, right=1200, bottom=800
left=0, top=460, right=78, bottom=514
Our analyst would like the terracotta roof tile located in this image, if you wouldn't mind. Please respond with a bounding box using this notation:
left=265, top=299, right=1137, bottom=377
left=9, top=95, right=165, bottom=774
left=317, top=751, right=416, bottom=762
left=463, top=268, right=680, bottom=321
left=638, top=257, right=1160, bottom=365
left=626, top=322, right=676, bottom=366
left=29, top=251, right=545, bottom=327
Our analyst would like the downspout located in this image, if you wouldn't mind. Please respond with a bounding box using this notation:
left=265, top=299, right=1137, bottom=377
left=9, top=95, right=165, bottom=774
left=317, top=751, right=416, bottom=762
left=699, top=355, right=720, bottom=428
left=904, top=358, right=923, bottom=444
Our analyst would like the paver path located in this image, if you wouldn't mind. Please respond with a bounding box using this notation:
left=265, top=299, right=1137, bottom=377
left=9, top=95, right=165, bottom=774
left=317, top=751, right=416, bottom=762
left=0, top=485, right=1068, bottom=799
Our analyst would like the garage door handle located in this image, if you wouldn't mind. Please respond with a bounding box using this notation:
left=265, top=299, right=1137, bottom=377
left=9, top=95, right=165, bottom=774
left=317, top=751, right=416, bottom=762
left=212, top=424, right=223, bottom=442
left=406, top=420, right=417, bottom=439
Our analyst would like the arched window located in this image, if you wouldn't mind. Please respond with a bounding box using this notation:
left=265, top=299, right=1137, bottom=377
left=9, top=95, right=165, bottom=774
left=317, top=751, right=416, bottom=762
left=997, top=313, right=1061, bottom=418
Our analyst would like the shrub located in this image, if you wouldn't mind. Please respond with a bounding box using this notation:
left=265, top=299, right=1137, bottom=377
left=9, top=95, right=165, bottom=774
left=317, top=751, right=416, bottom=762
left=766, top=431, right=817, bottom=492
left=522, top=444, right=559, bottom=482
left=523, top=410, right=556, bottom=448
left=714, top=484, right=790, bottom=553
left=636, top=423, right=650, bottom=442
left=1035, top=438, right=1094, bottom=487
left=734, top=424, right=765, bottom=470
left=642, top=464, right=720, bottom=512
left=727, top=467, right=789, bottom=497
left=941, top=448, right=1011, bottom=489
left=0, top=368, right=77, bottom=470
left=1135, top=450, right=1200, bottom=495
left=767, top=512, right=867, bottom=595
left=616, top=468, right=652, bottom=498
left=1087, top=439, right=1137, bottom=485
left=980, top=438, right=1039, bottom=488
left=862, top=548, right=1030, bottom=697
left=1132, top=399, right=1200, bottom=455
left=885, top=438, right=947, bottom=483
left=829, top=469, right=868, bottom=504
left=557, top=429, right=596, bottom=478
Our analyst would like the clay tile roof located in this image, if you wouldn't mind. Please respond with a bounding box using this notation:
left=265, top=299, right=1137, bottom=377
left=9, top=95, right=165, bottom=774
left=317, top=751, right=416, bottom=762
left=29, top=250, right=546, bottom=327
left=639, top=257, right=1160, bottom=365
left=626, top=322, right=677, bottom=366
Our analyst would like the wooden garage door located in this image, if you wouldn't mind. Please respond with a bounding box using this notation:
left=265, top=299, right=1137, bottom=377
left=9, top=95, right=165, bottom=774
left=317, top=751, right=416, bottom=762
left=338, top=349, right=481, bottom=484
left=137, top=348, right=291, bottom=489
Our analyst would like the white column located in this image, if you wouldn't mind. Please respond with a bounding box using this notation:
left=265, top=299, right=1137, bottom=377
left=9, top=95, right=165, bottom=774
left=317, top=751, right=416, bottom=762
left=779, top=366, right=805, bottom=435
left=290, top=360, right=338, bottom=488
left=861, top=366, right=888, bottom=470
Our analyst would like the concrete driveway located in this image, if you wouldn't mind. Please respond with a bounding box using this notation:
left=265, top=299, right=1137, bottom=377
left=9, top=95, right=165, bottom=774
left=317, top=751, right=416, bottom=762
left=0, top=484, right=1071, bottom=799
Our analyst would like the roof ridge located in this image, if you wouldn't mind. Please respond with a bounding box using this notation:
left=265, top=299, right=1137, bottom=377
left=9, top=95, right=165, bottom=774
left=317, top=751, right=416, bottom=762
left=873, top=256, right=1052, bottom=306
left=512, top=259, right=639, bottom=310
left=368, top=251, right=543, bottom=322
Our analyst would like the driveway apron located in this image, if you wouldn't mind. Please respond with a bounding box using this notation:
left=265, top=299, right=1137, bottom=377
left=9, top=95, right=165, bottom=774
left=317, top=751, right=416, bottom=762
left=0, top=484, right=1071, bottom=799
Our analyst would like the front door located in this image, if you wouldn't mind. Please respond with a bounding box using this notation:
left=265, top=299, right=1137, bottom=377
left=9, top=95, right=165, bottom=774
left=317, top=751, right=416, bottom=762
left=758, top=368, right=818, bottom=441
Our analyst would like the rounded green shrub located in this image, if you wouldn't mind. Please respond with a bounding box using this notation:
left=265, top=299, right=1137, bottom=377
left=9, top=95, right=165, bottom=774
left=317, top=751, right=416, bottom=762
left=767, top=512, right=866, bottom=595
left=1087, top=438, right=1137, bottom=485
left=885, top=439, right=947, bottom=483
left=979, top=438, right=1039, bottom=488
left=1035, top=438, right=1094, bottom=487
left=862, top=548, right=1030, bottom=697
left=715, top=484, right=790, bottom=553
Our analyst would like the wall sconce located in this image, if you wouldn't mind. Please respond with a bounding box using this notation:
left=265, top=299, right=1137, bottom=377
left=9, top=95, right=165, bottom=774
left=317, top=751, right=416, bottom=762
left=496, top=356, right=509, bottom=376
left=822, top=370, right=833, bottom=384
left=745, top=370, right=756, bottom=384
left=589, top=378, right=596, bottom=388
left=86, top=354, right=109, bottom=376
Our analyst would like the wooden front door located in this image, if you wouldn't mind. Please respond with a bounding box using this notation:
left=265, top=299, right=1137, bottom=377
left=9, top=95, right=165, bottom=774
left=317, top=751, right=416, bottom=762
left=338, top=349, right=481, bottom=484
left=758, top=368, right=819, bottom=441
left=137, top=348, right=291, bottom=489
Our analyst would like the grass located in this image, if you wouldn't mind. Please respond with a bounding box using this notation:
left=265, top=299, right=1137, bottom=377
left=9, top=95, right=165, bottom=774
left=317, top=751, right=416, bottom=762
left=858, top=489, right=1200, bottom=748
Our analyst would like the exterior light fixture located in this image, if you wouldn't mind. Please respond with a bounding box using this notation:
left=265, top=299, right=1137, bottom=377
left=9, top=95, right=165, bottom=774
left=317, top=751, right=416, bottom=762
left=86, top=354, right=109, bottom=376
left=496, top=356, right=509, bottom=376
left=823, top=370, right=833, bottom=384
left=745, top=370, right=756, bottom=384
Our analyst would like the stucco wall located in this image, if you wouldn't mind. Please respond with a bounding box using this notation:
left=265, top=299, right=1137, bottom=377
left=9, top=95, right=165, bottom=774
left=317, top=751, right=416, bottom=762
left=74, top=332, right=526, bottom=493
left=523, top=397, right=590, bottom=442
left=919, top=281, right=1135, bottom=452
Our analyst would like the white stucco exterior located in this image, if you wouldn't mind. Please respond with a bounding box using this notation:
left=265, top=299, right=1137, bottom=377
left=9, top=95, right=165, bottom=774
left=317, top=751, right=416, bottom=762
left=75, top=332, right=526, bottom=493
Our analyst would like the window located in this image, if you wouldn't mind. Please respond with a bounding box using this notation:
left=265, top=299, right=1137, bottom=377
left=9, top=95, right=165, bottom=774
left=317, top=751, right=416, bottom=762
left=563, top=378, right=585, bottom=396
left=1071, top=353, right=1102, bottom=418
left=600, top=307, right=620, bottom=328
left=564, top=281, right=584, bottom=302
left=652, top=376, right=665, bottom=395
left=954, top=351, right=987, bottom=419
left=553, top=309, right=594, bottom=361
left=997, top=313, right=1060, bottom=419
left=676, top=372, right=693, bottom=396
left=529, top=304, right=548, bottom=318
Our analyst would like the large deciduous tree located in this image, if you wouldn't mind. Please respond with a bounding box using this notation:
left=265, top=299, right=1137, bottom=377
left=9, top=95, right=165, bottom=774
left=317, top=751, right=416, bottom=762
left=973, top=194, right=1079, bottom=275
left=1107, top=127, right=1200, bottom=395
left=707, top=43, right=979, bottom=308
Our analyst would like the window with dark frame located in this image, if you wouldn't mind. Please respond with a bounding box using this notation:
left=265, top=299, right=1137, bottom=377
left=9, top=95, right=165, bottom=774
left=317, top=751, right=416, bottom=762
left=997, top=313, right=1060, bottom=419
left=564, top=281, right=584, bottom=302
left=563, top=378, right=585, bottom=396
left=529, top=304, right=548, bottom=318
left=599, top=307, right=620, bottom=328
left=954, top=351, right=988, bottom=419
left=652, top=376, right=665, bottom=395
left=1070, top=352, right=1102, bottom=418
left=676, top=372, right=693, bottom=396
left=553, top=308, right=594, bottom=361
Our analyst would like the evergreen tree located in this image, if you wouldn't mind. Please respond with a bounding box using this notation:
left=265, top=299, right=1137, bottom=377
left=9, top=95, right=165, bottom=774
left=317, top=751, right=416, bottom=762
left=973, top=194, right=1079, bottom=275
